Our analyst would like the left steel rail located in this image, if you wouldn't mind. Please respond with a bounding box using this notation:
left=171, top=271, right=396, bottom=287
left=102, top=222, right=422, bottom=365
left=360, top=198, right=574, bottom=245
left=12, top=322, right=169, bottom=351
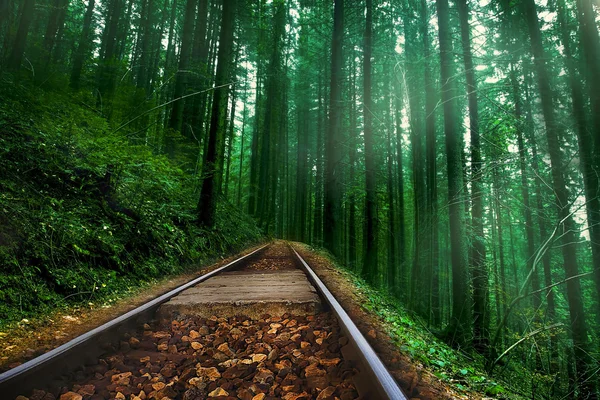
left=0, top=243, right=270, bottom=398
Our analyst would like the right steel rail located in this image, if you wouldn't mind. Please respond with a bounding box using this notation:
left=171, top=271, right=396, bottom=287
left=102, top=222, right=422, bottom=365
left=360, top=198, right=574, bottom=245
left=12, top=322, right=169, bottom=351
left=291, top=246, right=408, bottom=400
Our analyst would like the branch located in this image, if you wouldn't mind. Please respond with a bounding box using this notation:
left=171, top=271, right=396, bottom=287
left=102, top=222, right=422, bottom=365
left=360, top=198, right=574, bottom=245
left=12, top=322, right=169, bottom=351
left=111, top=81, right=236, bottom=134
left=490, top=323, right=564, bottom=372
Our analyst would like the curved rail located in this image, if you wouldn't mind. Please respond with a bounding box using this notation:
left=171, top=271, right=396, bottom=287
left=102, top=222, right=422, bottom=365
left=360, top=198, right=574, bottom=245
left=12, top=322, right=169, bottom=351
left=0, top=244, right=269, bottom=399
left=290, top=245, right=408, bottom=400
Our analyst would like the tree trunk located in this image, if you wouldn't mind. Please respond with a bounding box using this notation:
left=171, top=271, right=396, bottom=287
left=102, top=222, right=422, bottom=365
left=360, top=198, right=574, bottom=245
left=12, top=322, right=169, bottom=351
left=563, top=0, right=600, bottom=331
left=394, top=76, right=406, bottom=300
left=348, top=54, right=358, bottom=271
left=197, top=0, right=235, bottom=227
left=324, top=0, right=344, bottom=256
left=522, top=0, right=594, bottom=394
left=168, top=0, right=198, bottom=135
left=386, top=91, right=396, bottom=293
left=70, top=0, right=95, bottom=89
left=313, top=65, right=325, bottom=247
left=7, top=0, right=35, bottom=70
left=421, top=0, right=439, bottom=326
left=456, top=0, right=488, bottom=351
left=362, top=0, right=378, bottom=285
left=403, top=7, right=425, bottom=312
left=42, top=0, right=69, bottom=65
left=436, top=0, right=470, bottom=348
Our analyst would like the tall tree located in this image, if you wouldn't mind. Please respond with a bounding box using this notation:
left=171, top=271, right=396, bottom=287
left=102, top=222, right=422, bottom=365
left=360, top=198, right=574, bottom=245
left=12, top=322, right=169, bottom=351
left=197, top=0, right=236, bottom=227
left=42, top=0, right=70, bottom=65
left=362, top=0, right=377, bottom=284
left=7, top=0, right=35, bottom=70
left=456, top=0, right=488, bottom=351
left=167, top=0, right=198, bottom=136
left=522, top=0, right=595, bottom=395
left=324, top=0, right=344, bottom=256
left=436, top=0, right=470, bottom=347
left=70, top=0, right=96, bottom=89
left=421, top=0, right=439, bottom=326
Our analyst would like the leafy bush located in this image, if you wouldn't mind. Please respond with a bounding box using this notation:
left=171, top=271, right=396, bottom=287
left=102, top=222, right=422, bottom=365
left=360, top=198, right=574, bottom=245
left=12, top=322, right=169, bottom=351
left=0, top=75, right=262, bottom=323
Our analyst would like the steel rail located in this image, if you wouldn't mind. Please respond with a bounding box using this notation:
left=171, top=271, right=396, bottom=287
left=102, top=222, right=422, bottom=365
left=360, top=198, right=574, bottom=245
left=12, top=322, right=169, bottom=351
left=290, top=246, right=408, bottom=400
left=0, top=243, right=270, bottom=398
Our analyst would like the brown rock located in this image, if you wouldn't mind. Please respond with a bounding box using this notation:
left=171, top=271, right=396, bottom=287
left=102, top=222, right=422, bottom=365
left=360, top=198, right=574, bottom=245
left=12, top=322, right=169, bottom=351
left=207, top=387, right=229, bottom=397
left=316, top=386, right=336, bottom=400
left=189, top=330, right=200, bottom=339
left=320, top=358, right=340, bottom=367
left=305, top=364, right=325, bottom=378
left=197, top=366, right=221, bottom=381
left=237, top=388, right=253, bottom=400
left=198, top=326, right=210, bottom=335
left=188, top=377, right=207, bottom=390
left=77, top=384, right=95, bottom=396
left=154, top=385, right=177, bottom=399
left=153, top=331, right=171, bottom=339
left=157, top=343, right=168, bottom=351
left=111, top=372, right=132, bottom=386
left=59, top=393, right=82, bottom=400
left=114, top=393, right=125, bottom=400
left=367, top=329, right=376, bottom=339
left=190, top=342, right=203, bottom=350
left=282, top=392, right=309, bottom=400
left=217, top=343, right=234, bottom=357
left=251, top=394, right=265, bottom=400
left=253, top=368, right=274, bottom=385
left=251, top=354, right=267, bottom=363
left=276, top=332, right=291, bottom=342
left=267, top=348, right=278, bottom=361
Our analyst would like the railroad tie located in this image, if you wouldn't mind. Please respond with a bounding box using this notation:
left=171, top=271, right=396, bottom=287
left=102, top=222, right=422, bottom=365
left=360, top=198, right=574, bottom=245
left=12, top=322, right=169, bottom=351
left=157, top=270, right=322, bottom=320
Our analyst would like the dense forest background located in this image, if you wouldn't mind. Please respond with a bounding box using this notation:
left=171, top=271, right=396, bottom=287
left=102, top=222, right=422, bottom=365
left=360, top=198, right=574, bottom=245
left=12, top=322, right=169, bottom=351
left=1, top=0, right=600, bottom=398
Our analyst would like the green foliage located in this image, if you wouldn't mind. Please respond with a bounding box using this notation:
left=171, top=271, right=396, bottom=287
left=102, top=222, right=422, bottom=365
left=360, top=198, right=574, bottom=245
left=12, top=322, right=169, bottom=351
left=0, top=75, right=262, bottom=324
left=312, top=247, right=523, bottom=398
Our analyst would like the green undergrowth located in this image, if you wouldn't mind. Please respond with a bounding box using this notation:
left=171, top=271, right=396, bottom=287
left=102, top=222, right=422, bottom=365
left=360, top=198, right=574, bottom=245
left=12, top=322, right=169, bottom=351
left=309, top=247, right=523, bottom=399
left=0, top=74, right=263, bottom=326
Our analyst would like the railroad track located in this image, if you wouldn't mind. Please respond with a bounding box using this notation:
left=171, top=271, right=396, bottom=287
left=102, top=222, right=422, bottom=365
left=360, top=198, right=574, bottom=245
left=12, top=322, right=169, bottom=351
left=0, top=242, right=407, bottom=400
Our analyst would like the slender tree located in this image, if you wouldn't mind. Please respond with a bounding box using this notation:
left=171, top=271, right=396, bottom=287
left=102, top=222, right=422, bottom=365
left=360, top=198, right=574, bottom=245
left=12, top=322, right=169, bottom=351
left=436, top=0, right=470, bottom=348
left=522, top=0, right=595, bottom=394
left=324, top=0, right=343, bottom=256
left=70, top=0, right=96, bottom=89
left=197, top=0, right=236, bottom=227
left=7, top=0, right=35, bottom=70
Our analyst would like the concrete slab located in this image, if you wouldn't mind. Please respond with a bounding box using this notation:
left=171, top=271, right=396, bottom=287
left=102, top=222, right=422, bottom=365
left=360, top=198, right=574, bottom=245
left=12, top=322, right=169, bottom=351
left=157, top=270, right=322, bottom=320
